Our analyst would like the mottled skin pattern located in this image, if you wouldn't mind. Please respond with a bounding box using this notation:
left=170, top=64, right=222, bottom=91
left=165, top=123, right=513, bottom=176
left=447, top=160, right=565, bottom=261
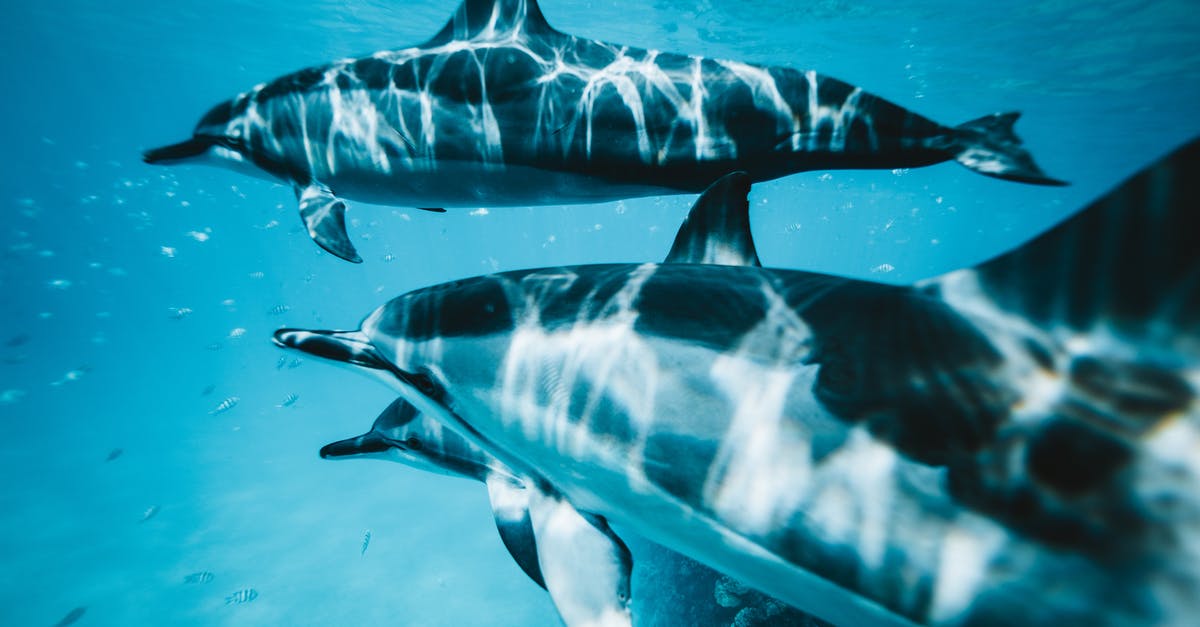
left=146, top=0, right=1060, bottom=251
left=277, top=139, right=1199, bottom=625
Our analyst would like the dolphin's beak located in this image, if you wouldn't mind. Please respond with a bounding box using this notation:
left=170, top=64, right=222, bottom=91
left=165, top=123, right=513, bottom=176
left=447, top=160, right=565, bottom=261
left=273, top=328, right=393, bottom=371
left=319, top=432, right=392, bottom=459
left=143, top=137, right=215, bottom=164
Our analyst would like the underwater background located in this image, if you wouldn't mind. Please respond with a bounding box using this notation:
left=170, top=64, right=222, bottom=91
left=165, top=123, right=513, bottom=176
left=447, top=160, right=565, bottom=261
left=3, top=0, right=1199, bottom=624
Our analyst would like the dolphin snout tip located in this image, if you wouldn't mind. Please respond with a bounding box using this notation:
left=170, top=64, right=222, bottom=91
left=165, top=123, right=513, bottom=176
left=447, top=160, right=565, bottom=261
left=272, top=328, right=303, bottom=348
left=142, top=137, right=213, bottom=165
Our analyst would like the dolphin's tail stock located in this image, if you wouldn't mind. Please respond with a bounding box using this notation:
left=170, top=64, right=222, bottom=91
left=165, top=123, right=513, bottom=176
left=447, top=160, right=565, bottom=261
left=943, top=112, right=1067, bottom=186
left=922, top=137, right=1199, bottom=582
left=939, top=136, right=1199, bottom=344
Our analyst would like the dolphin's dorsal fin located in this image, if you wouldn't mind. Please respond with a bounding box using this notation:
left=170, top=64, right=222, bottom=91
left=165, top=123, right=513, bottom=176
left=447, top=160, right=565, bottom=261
left=931, top=136, right=1200, bottom=344
left=526, top=486, right=633, bottom=627
left=664, top=171, right=762, bottom=267
left=485, top=475, right=547, bottom=589
left=296, top=183, right=362, bottom=263
left=428, top=0, right=557, bottom=44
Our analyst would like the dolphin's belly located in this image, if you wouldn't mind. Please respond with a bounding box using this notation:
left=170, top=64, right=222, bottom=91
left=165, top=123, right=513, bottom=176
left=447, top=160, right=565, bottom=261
left=320, top=162, right=678, bottom=208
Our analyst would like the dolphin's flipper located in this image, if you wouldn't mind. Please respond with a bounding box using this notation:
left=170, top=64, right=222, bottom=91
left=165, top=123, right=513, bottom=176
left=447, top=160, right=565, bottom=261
left=485, top=475, right=547, bottom=590
left=663, top=171, right=761, bottom=267
left=297, top=183, right=362, bottom=263
left=527, top=486, right=633, bottom=627
left=947, top=112, right=1067, bottom=186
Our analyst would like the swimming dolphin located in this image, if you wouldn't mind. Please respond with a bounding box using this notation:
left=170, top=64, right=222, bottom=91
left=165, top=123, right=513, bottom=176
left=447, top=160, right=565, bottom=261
left=323, top=398, right=634, bottom=627
left=318, top=172, right=766, bottom=627
left=325, top=397, right=824, bottom=627
left=275, top=137, right=1199, bottom=625
left=144, top=0, right=1063, bottom=263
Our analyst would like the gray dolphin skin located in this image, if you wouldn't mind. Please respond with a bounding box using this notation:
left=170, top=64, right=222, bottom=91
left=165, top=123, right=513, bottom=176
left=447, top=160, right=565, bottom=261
left=275, top=138, right=1200, bottom=626
left=144, top=0, right=1063, bottom=263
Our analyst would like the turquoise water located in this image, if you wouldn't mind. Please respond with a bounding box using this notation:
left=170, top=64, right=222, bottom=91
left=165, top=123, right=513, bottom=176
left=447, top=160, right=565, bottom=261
left=2, top=1, right=1198, bottom=625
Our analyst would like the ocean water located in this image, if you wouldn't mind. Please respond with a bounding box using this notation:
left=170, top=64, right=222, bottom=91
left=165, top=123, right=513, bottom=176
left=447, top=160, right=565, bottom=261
left=2, top=0, right=1198, bottom=625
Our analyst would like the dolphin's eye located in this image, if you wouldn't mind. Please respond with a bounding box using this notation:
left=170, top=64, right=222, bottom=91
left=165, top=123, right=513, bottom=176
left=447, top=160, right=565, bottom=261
left=404, top=437, right=422, bottom=451
left=411, top=373, right=438, bottom=397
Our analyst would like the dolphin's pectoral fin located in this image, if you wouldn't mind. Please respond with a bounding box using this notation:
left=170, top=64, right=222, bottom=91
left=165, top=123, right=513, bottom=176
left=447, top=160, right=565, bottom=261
left=485, top=475, right=547, bottom=590
left=417, top=207, right=447, bottom=213
left=296, top=183, right=362, bottom=263
left=527, top=485, right=633, bottom=627
left=664, top=171, right=761, bottom=267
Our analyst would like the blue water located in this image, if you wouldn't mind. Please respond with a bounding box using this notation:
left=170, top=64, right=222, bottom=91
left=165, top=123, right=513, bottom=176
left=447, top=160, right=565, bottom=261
left=2, top=1, right=1198, bottom=625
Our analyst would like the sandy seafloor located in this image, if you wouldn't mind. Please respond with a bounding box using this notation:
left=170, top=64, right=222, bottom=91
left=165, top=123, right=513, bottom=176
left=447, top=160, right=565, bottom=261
left=1, top=1, right=1199, bottom=625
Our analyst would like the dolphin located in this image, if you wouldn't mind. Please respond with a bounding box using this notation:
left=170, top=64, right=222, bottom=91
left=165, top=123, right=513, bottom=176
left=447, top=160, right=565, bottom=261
left=274, top=137, right=1200, bottom=625
left=323, top=398, right=634, bottom=627
left=145, top=0, right=1063, bottom=263
left=318, top=172, right=776, bottom=627
left=325, top=398, right=825, bottom=627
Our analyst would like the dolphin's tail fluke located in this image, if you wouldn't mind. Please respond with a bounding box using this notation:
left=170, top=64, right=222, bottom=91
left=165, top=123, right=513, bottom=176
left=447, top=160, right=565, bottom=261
left=947, top=112, right=1066, bottom=186
left=143, top=137, right=214, bottom=164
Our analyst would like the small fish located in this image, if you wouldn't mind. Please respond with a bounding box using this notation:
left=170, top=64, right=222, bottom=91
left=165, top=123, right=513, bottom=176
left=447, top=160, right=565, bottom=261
left=209, top=397, right=239, bottom=415
left=105, top=448, right=123, bottom=462
left=168, top=307, right=193, bottom=320
left=286, top=358, right=302, bottom=370
left=226, top=588, right=258, bottom=605
left=870, top=263, right=896, bottom=274
left=204, top=342, right=223, bottom=351
left=248, top=271, right=264, bottom=279
left=52, top=606, right=86, bottom=627
left=141, top=505, right=159, bottom=522
left=275, top=356, right=287, bottom=370
left=201, top=384, right=216, bottom=396
left=361, top=529, right=372, bottom=556
left=47, top=279, right=72, bottom=290
left=228, top=327, right=246, bottom=339
left=276, top=393, right=298, bottom=408
left=184, top=571, right=214, bottom=584
left=5, top=333, right=30, bottom=348
left=267, top=304, right=290, bottom=316
left=161, top=246, right=176, bottom=258
left=186, top=230, right=210, bottom=242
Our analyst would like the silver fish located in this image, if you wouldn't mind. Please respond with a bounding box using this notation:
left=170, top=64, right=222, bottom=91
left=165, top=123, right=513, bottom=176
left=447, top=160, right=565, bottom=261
left=361, top=529, right=371, bottom=556
left=276, top=393, right=298, bottom=408
left=209, top=397, right=239, bottom=415
left=226, top=588, right=258, bottom=604
left=184, top=571, right=214, bottom=584
left=267, top=304, right=291, bottom=316
left=141, top=505, right=159, bottom=522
